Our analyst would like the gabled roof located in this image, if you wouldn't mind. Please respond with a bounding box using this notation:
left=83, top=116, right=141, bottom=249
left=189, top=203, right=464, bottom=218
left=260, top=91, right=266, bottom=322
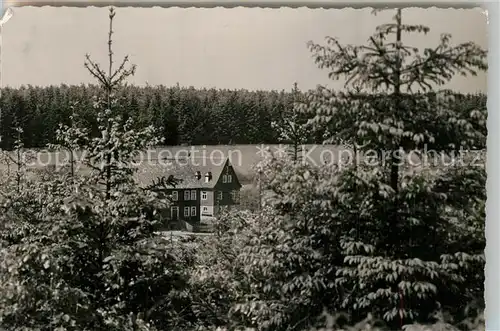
left=134, top=156, right=231, bottom=190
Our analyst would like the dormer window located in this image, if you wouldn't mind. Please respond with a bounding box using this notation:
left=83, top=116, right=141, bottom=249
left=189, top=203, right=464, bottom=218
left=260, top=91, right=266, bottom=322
left=223, top=174, right=233, bottom=183
left=195, top=171, right=201, bottom=180
left=205, top=172, right=212, bottom=183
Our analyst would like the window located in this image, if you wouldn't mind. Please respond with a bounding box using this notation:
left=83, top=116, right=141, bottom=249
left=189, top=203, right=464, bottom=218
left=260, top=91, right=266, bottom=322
left=205, top=172, right=212, bottom=182
left=203, top=206, right=208, bottom=212
left=223, top=174, right=233, bottom=183
left=191, top=206, right=197, bottom=216
left=217, top=191, right=223, bottom=200
left=171, top=191, right=178, bottom=201
left=184, top=207, right=190, bottom=217
left=190, top=190, right=196, bottom=200
left=184, top=190, right=190, bottom=201
left=201, top=191, right=207, bottom=200
left=231, top=190, right=239, bottom=202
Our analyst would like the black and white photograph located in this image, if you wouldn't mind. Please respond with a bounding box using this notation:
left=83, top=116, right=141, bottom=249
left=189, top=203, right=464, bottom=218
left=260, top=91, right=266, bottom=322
left=0, top=5, right=488, bottom=331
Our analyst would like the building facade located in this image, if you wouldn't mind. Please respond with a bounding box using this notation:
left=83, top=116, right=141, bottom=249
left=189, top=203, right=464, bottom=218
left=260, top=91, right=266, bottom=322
left=137, top=156, right=242, bottom=227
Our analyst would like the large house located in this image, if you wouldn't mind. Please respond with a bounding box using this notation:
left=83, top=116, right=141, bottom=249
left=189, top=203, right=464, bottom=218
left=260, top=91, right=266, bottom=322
left=136, top=156, right=242, bottom=228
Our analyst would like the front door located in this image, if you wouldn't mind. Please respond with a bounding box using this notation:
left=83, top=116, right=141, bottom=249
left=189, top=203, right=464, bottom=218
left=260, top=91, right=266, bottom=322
left=170, top=206, right=179, bottom=219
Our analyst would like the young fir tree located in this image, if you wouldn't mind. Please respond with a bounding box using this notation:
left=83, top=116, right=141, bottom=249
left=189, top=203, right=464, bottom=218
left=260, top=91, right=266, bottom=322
left=4, top=125, right=37, bottom=192
left=0, top=8, right=188, bottom=331
left=300, top=8, right=486, bottom=327
left=271, top=82, right=310, bottom=162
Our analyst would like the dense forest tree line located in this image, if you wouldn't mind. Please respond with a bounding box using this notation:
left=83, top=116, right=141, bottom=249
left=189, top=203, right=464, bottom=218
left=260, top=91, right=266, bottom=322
left=0, top=84, right=296, bottom=149
left=0, top=83, right=487, bottom=150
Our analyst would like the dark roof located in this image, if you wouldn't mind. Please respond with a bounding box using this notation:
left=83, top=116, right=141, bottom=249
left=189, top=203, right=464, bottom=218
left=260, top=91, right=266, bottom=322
left=134, top=156, right=230, bottom=189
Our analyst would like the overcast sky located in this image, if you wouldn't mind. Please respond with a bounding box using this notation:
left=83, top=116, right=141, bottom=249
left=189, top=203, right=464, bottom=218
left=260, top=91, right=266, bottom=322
left=2, top=6, right=488, bottom=93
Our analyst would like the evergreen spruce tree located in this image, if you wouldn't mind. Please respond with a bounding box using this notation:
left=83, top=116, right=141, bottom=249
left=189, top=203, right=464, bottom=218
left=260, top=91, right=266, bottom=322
left=271, top=83, right=310, bottom=162
left=300, top=8, right=486, bottom=327
left=0, top=8, right=188, bottom=331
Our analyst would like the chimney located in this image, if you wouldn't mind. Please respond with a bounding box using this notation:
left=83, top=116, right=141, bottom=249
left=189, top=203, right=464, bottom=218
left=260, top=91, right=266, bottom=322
left=195, top=171, right=201, bottom=180
left=205, top=172, right=212, bottom=183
